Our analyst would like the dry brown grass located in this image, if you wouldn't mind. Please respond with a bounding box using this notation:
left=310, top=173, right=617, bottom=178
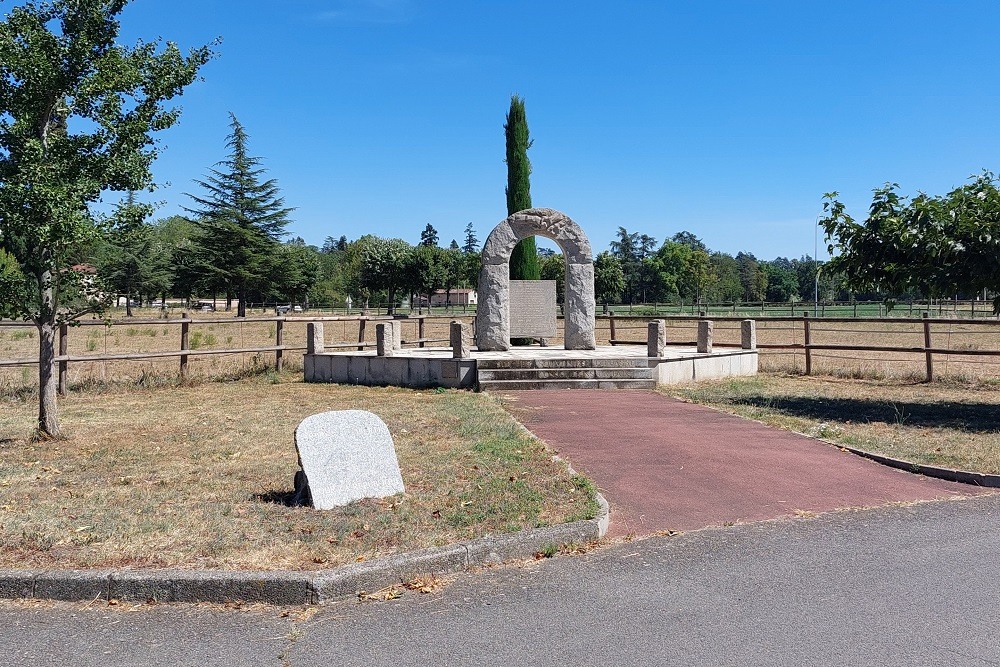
left=0, top=374, right=597, bottom=571
left=666, top=373, right=1000, bottom=475
left=0, top=312, right=469, bottom=391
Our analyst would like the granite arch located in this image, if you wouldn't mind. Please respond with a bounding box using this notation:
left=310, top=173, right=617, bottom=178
left=475, top=208, right=596, bottom=351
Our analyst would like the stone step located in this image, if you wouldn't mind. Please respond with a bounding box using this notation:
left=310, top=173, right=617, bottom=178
left=477, top=367, right=655, bottom=382
left=478, top=378, right=657, bottom=391
left=476, top=357, right=651, bottom=370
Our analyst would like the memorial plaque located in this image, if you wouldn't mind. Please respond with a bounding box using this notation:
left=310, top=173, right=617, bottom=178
left=509, top=280, right=557, bottom=338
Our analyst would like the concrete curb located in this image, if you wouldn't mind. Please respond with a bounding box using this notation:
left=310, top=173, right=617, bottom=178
left=0, top=494, right=608, bottom=606
left=830, top=442, right=1000, bottom=488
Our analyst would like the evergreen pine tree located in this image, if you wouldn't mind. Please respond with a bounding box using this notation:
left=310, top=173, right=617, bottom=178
left=462, top=222, right=479, bottom=253
left=186, top=114, right=293, bottom=317
left=419, top=223, right=439, bottom=246
left=505, top=95, right=540, bottom=281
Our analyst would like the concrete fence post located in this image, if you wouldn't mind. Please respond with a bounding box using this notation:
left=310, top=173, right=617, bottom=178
left=741, top=319, right=757, bottom=350
left=647, top=319, right=665, bottom=358
left=451, top=320, right=470, bottom=359
left=376, top=322, right=396, bottom=356
left=307, top=322, right=325, bottom=354
left=697, top=320, right=713, bottom=354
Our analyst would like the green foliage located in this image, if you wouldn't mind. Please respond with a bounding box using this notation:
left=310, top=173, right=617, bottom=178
left=419, top=223, right=439, bottom=247
left=762, top=259, right=799, bottom=302
left=505, top=94, right=539, bottom=282
left=186, top=114, right=293, bottom=316
left=610, top=228, right=657, bottom=302
left=821, top=175, right=1000, bottom=309
left=0, top=0, right=212, bottom=436
left=736, top=252, right=768, bottom=302
left=94, top=192, right=172, bottom=315
left=539, top=253, right=565, bottom=303
left=357, top=235, right=412, bottom=311
left=593, top=251, right=624, bottom=303
left=0, top=0, right=212, bottom=324
left=462, top=222, right=479, bottom=253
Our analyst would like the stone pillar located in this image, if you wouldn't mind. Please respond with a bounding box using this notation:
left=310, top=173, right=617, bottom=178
left=563, top=261, right=597, bottom=350
left=647, top=319, right=665, bottom=358
left=697, top=320, right=713, bottom=354
left=307, top=322, right=325, bottom=354
left=451, top=320, right=470, bottom=359
left=741, top=319, right=757, bottom=350
left=376, top=322, right=399, bottom=356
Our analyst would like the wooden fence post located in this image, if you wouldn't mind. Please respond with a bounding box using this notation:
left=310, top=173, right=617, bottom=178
left=803, top=313, right=812, bottom=376
left=357, top=318, right=367, bottom=351
left=609, top=312, right=617, bottom=344
left=275, top=318, right=284, bottom=371
left=923, top=312, right=933, bottom=382
left=418, top=316, right=426, bottom=348
left=58, top=323, right=68, bottom=396
left=180, top=312, right=190, bottom=380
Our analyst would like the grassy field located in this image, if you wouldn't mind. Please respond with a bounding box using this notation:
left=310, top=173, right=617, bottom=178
left=0, top=373, right=598, bottom=571
left=666, top=374, right=1000, bottom=475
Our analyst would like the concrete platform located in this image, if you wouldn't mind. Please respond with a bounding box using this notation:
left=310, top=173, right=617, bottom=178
left=304, top=345, right=758, bottom=390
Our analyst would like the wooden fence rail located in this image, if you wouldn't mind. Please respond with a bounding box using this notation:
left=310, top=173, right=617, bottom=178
left=0, top=313, right=471, bottom=394
left=4, top=311, right=1000, bottom=386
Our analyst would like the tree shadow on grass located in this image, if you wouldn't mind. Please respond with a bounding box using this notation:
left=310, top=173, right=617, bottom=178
left=729, top=395, right=1000, bottom=433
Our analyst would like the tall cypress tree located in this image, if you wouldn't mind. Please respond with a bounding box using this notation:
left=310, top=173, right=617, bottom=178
left=505, top=95, right=540, bottom=281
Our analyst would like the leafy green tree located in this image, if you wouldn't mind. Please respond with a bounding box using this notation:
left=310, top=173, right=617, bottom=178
left=736, top=252, right=767, bottom=301
left=419, top=223, right=439, bottom=247
left=94, top=193, right=171, bottom=316
left=593, top=251, right=625, bottom=304
left=0, top=0, right=211, bottom=437
left=670, top=231, right=707, bottom=252
left=407, top=243, right=447, bottom=309
left=762, top=260, right=798, bottom=302
left=539, top=253, right=565, bottom=304
left=505, top=95, right=539, bottom=281
left=357, top=236, right=412, bottom=313
left=708, top=252, right=742, bottom=302
left=611, top=228, right=657, bottom=302
left=439, top=246, right=465, bottom=308
left=186, top=114, right=293, bottom=317
left=821, top=176, right=1000, bottom=309
left=270, top=239, right=320, bottom=306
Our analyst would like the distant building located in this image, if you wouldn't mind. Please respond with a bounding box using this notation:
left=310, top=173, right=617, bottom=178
left=429, top=289, right=477, bottom=307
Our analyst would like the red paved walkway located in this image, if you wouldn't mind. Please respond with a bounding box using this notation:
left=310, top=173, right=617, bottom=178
left=504, top=390, right=988, bottom=538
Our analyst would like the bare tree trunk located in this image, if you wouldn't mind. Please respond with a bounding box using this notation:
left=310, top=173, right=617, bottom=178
left=36, top=273, right=59, bottom=438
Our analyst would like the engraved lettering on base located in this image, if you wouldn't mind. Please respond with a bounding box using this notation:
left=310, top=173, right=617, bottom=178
left=509, top=280, right=557, bottom=338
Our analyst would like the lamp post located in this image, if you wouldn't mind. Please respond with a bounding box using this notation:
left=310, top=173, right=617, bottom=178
left=814, top=215, right=820, bottom=317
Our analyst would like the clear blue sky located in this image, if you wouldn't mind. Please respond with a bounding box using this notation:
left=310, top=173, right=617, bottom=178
left=103, top=0, right=1000, bottom=260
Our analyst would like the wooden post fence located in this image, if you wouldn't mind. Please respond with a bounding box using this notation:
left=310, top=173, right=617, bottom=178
left=58, top=323, right=68, bottom=396
left=180, top=312, right=190, bottom=380
left=357, top=319, right=367, bottom=351
left=803, top=313, right=812, bottom=375
left=923, top=312, right=933, bottom=381
left=275, top=318, right=284, bottom=371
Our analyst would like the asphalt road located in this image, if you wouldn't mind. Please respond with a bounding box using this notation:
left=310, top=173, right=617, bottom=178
left=3, top=494, right=999, bottom=667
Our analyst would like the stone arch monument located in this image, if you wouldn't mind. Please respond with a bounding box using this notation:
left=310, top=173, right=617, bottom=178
left=476, top=208, right=596, bottom=351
